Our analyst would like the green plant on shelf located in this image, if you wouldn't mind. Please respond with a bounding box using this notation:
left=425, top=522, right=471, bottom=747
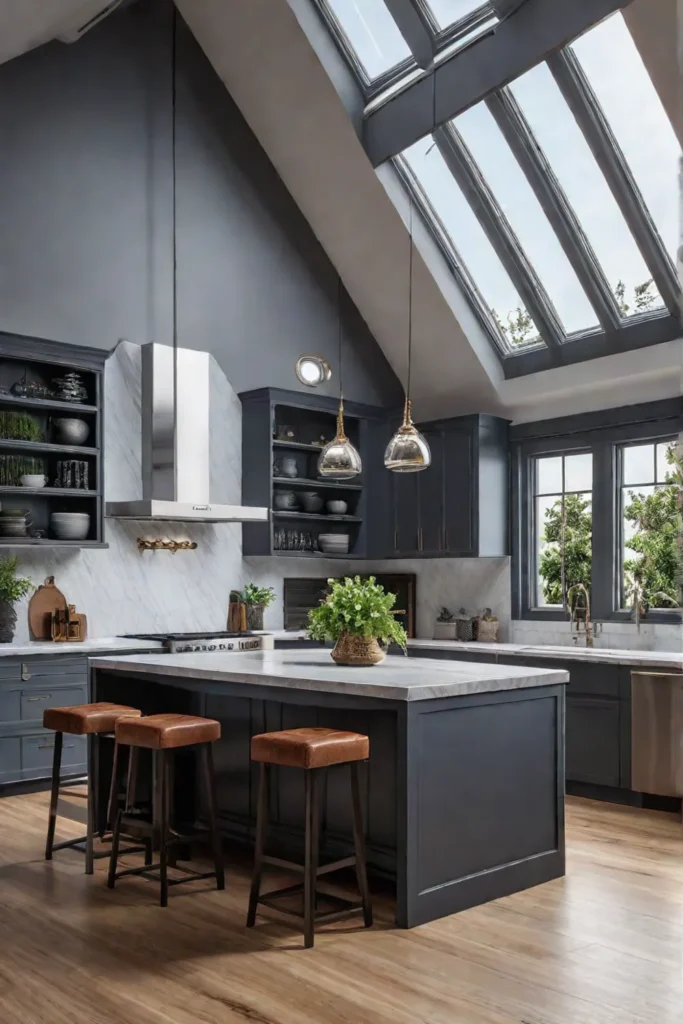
left=0, top=455, right=45, bottom=486
left=0, top=555, right=34, bottom=604
left=0, top=411, right=43, bottom=442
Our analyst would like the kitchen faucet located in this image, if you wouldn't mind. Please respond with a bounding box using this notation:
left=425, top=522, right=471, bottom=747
left=566, top=583, right=596, bottom=647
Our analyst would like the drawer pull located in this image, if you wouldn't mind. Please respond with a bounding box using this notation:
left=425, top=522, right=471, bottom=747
left=21, top=664, right=31, bottom=681
left=27, top=695, right=52, bottom=702
left=37, top=742, right=75, bottom=750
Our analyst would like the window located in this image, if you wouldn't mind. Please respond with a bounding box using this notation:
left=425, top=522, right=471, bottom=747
left=454, top=104, right=599, bottom=336
left=620, top=440, right=679, bottom=610
left=572, top=14, right=680, bottom=265
left=423, top=0, right=493, bottom=30
left=532, top=453, right=593, bottom=608
left=402, top=136, right=540, bottom=351
left=323, top=0, right=411, bottom=80
left=508, top=63, right=664, bottom=317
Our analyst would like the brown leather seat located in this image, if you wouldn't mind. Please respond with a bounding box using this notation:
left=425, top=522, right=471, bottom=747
left=251, top=727, right=369, bottom=769
left=115, top=713, right=221, bottom=750
left=43, top=702, right=142, bottom=736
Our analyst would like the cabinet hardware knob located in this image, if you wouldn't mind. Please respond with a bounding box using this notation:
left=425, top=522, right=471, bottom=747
left=21, top=665, right=30, bottom=681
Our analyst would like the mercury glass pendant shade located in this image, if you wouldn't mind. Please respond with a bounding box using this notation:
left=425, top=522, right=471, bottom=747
left=384, top=398, right=431, bottom=473
left=317, top=398, right=362, bottom=479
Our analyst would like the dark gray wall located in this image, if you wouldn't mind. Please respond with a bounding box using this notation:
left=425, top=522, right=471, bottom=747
left=0, top=1, right=401, bottom=407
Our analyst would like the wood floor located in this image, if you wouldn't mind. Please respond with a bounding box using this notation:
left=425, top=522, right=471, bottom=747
left=1, top=792, right=682, bottom=1024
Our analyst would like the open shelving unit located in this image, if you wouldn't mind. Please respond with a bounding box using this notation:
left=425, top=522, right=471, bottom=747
left=0, top=336, right=107, bottom=548
left=240, top=388, right=385, bottom=558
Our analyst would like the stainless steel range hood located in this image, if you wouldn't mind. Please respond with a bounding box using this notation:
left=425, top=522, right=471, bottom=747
left=106, top=344, right=269, bottom=524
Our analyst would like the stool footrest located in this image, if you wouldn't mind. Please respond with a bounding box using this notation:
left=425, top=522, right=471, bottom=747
left=111, top=863, right=220, bottom=887
left=262, top=853, right=357, bottom=877
left=51, top=835, right=146, bottom=859
left=257, top=883, right=363, bottom=924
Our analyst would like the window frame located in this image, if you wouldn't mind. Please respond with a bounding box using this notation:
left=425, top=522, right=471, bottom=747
left=511, top=400, right=682, bottom=624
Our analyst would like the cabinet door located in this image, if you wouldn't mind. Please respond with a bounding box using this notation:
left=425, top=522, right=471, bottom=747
left=393, top=473, right=419, bottom=556
left=443, top=424, right=475, bottom=555
left=566, top=696, right=621, bottom=787
left=418, top=431, right=445, bottom=554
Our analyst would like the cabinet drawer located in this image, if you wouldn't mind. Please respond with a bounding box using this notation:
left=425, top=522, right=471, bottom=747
left=21, top=734, right=86, bottom=773
left=20, top=656, right=87, bottom=682
left=0, top=689, right=21, bottom=723
left=0, top=660, right=21, bottom=682
left=0, top=737, right=21, bottom=779
left=21, top=685, right=87, bottom=721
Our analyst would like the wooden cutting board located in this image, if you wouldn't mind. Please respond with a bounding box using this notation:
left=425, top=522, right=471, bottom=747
left=28, top=577, right=68, bottom=640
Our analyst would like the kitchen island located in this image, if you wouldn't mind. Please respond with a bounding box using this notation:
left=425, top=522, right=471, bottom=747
left=91, top=649, right=568, bottom=927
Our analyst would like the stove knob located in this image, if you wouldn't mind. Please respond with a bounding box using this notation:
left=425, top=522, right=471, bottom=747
left=227, top=642, right=234, bottom=651
left=208, top=645, right=216, bottom=651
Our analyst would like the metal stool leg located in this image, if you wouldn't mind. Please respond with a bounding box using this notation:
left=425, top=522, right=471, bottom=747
left=247, top=763, right=268, bottom=927
left=202, top=744, right=225, bottom=890
left=85, top=735, right=96, bottom=875
left=106, top=740, right=122, bottom=832
left=303, top=768, right=321, bottom=949
left=350, top=762, right=373, bottom=928
left=45, top=732, right=63, bottom=861
left=155, top=750, right=169, bottom=908
left=107, top=809, right=123, bottom=889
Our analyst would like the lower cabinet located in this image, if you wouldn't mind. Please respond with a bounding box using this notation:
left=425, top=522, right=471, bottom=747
left=566, top=696, right=621, bottom=787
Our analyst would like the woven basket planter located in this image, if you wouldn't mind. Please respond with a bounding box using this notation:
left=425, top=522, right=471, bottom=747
left=331, top=633, right=386, bottom=667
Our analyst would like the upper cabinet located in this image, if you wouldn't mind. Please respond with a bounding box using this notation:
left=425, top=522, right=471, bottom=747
left=389, top=415, right=509, bottom=559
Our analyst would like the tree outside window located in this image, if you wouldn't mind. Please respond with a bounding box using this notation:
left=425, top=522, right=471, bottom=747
left=620, top=440, right=680, bottom=611
left=533, top=453, right=592, bottom=607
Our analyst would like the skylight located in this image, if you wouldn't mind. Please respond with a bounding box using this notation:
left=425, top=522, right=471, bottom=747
left=324, top=0, right=410, bottom=80
left=423, top=0, right=493, bottom=30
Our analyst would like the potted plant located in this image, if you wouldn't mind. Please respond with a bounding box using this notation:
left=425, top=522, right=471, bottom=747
left=307, top=576, right=407, bottom=666
left=240, top=583, right=276, bottom=631
left=0, top=555, right=34, bottom=643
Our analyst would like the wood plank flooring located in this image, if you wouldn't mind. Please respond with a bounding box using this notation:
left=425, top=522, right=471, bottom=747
left=1, top=791, right=682, bottom=1024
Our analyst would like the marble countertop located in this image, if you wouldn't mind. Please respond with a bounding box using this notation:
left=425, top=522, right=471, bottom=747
left=0, top=637, right=165, bottom=657
left=90, top=648, right=568, bottom=702
left=270, top=632, right=682, bottom=669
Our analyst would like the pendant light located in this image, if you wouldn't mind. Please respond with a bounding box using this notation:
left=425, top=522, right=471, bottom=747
left=317, top=277, right=362, bottom=479
left=384, top=194, right=431, bottom=473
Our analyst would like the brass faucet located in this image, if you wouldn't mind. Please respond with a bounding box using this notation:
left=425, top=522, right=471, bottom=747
left=567, top=583, right=594, bottom=647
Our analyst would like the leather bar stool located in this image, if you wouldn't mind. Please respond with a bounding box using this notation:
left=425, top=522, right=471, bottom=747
left=107, top=713, right=225, bottom=907
left=247, top=726, right=373, bottom=948
left=43, top=702, right=142, bottom=874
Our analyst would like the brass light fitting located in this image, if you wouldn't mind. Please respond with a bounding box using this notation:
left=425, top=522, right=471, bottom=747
left=137, top=538, right=198, bottom=554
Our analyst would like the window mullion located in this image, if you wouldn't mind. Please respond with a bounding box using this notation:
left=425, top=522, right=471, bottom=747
left=384, top=0, right=438, bottom=70
left=590, top=440, right=615, bottom=620
left=547, top=48, right=682, bottom=317
left=435, top=124, right=564, bottom=349
left=486, top=89, right=621, bottom=332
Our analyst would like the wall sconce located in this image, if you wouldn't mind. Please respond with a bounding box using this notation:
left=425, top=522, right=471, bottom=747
left=137, top=538, right=198, bottom=554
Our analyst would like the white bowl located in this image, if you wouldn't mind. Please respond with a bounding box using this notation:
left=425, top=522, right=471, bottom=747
left=50, top=512, right=90, bottom=540
left=326, top=500, right=348, bottom=515
left=20, top=474, right=46, bottom=488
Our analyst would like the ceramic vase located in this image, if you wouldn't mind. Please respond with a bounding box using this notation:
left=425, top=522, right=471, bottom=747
left=281, top=457, right=298, bottom=479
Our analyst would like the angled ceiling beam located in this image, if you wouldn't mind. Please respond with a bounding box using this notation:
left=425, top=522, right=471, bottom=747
left=436, top=125, right=564, bottom=351
left=548, top=48, right=682, bottom=318
left=491, top=0, right=531, bottom=16
left=364, top=0, right=634, bottom=166
left=486, top=90, right=622, bottom=332
left=384, top=0, right=437, bottom=70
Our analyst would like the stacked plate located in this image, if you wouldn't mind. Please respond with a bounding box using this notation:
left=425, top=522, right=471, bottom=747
left=50, top=512, right=90, bottom=540
left=0, top=509, right=31, bottom=538
left=318, top=532, right=350, bottom=555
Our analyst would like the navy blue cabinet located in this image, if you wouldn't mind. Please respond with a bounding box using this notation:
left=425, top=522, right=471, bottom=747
left=390, top=414, right=509, bottom=558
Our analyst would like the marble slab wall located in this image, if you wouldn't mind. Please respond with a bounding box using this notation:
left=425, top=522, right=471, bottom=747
left=243, top=555, right=512, bottom=640
left=511, top=618, right=682, bottom=653
left=8, top=341, right=244, bottom=643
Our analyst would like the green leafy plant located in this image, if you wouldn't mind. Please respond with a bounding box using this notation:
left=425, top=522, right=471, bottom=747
left=240, top=583, right=276, bottom=607
left=492, top=307, right=538, bottom=350
left=307, top=576, right=407, bottom=651
left=0, top=555, right=34, bottom=605
left=615, top=279, right=658, bottom=316
left=0, top=411, right=43, bottom=442
left=538, top=493, right=592, bottom=606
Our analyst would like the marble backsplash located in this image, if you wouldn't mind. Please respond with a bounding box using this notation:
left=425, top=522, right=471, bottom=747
left=8, top=341, right=244, bottom=643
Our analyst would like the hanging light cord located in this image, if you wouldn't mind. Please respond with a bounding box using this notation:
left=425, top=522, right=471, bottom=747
left=407, top=193, right=413, bottom=404
left=338, top=274, right=344, bottom=399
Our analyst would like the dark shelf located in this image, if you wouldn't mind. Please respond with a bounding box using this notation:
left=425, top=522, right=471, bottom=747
left=272, top=439, right=324, bottom=453
left=273, top=550, right=357, bottom=558
left=272, top=477, right=363, bottom=491
left=0, top=539, right=108, bottom=548
left=0, top=487, right=97, bottom=497
left=0, top=439, right=99, bottom=456
left=0, top=394, right=97, bottom=414
left=273, top=511, right=362, bottom=523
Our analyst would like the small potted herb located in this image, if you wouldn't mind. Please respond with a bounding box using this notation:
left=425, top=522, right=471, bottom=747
left=0, top=555, right=34, bottom=643
left=307, top=576, right=407, bottom=666
left=240, top=583, right=276, bottom=631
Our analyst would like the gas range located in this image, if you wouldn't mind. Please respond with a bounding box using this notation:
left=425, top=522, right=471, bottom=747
left=121, top=631, right=274, bottom=654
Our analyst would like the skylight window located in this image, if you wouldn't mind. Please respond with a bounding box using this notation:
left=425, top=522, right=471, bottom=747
left=403, top=136, right=540, bottom=351
left=509, top=63, right=665, bottom=318
left=324, top=0, right=411, bottom=80
left=423, top=0, right=493, bottom=30
left=571, top=14, right=680, bottom=265
left=453, top=104, right=600, bottom=336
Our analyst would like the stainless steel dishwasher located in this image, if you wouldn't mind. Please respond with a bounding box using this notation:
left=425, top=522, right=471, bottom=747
left=631, top=671, right=683, bottom=796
